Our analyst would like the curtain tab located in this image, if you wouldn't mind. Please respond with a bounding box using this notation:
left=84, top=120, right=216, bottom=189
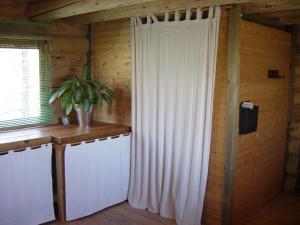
left=208, top=6, right=214, bottom=18
left=185, top=9, right=191, bottom=20
left=147, top=15, right=151, bottom=24
left=151, top=14, right=158, bottom=23
left=164, top=11, right=169, bottom=22
left=137, top=17, right=142, bottom=25
left=130, top=17, right=137, bottom=26
left=196, top=8, right=203, bottom=19
left=215, top=5, right=221, bottom=18
left=175, top=11, right=180, bottom=21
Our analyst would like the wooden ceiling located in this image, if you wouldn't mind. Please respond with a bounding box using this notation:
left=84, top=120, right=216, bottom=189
left=15, top=0, right=300, bottom=26
left=242, top=0, right=300, bottom=27
left=10, top=0, right=39, bottom=3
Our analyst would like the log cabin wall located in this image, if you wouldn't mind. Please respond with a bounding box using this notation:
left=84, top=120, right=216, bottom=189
left=92, top=10, right=230, bottom=225
left=233, top=20, right=291, bottom=224
left=285, top=25, right=300, bottom=192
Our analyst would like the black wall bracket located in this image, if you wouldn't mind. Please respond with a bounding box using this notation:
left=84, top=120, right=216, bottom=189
left=268, top=69, right=285, bottom=79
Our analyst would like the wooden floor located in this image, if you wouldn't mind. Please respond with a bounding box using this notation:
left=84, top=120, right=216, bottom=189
left=242, top=193, right=300, bottom=225
left=46, top=202, right=176, bottom=225
left=46, top=193, right=300, bottom=225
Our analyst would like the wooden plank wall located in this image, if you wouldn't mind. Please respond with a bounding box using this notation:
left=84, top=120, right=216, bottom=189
left=202, top=10, right=229, bottom=225
left=92, top=10, right=230, bottom=225
left=49, top=23, right=88, bottom=122
left=233, top=20, right=291, bottom=224
left=93, top=19, right=131, bottom=125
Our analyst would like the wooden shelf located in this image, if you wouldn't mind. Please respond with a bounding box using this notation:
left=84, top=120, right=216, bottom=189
left=0, top=121, right=131, bottom=153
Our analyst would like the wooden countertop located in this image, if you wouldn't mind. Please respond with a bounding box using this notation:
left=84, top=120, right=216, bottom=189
left=0, top=122, right=131, bottom=153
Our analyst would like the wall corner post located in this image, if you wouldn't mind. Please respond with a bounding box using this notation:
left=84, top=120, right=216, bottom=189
left=222, top=4, right=241, bottom=225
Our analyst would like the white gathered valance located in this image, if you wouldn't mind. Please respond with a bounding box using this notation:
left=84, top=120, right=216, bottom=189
left=129, top=6, right=221, bottom=225
left=0, top=144, right=55, bottom=225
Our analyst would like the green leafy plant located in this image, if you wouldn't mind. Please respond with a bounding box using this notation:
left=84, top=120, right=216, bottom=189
left=49, top=65, right=113, bottom=115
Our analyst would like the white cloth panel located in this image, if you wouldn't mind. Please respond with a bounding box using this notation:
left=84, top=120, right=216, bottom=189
left=0, top=144, right=55, bottom=225
left=65, top=134, right=131, bottom=221
left=129, top=6, right=221, bottom=225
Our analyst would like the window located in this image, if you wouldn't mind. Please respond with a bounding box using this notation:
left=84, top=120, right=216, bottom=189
left=0, top=39, right=52, bottom=129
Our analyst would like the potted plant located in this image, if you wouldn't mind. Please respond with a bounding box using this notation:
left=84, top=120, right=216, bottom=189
left=49, top=65, right=113, bottom=127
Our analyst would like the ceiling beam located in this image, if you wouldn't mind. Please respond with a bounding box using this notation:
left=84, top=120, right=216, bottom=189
left=26, top=0, right=157, bottom=21
left=64, top=0, right=252, bottom=24
left=26, top=0, right=300, bottom=25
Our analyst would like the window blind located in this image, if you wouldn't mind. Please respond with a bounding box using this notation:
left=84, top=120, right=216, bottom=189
left=0, top=38, right=52, bottom=129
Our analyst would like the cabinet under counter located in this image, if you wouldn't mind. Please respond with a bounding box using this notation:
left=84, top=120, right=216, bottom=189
left=0, top=122, right=131, bottom=224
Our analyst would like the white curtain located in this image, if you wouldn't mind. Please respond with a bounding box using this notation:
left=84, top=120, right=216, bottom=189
left=129, top=6, right=221, bottom=225
left=65, top=134, right=131, bottom=221
left=0, top=144, right=55, bottom=225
